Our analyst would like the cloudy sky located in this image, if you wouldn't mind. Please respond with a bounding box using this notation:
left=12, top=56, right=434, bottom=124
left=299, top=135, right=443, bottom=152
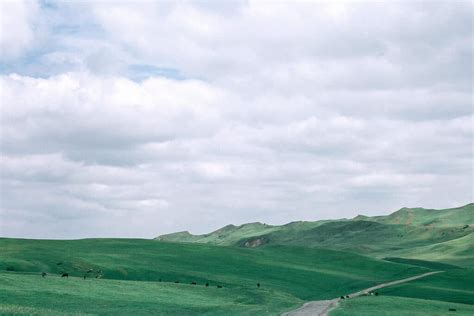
left=0, top=0, right=472, bottom=239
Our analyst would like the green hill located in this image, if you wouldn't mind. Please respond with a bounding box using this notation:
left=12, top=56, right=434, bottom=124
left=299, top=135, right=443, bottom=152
left=0, top=238, right=428, bottom=315
left=383, top=233, right=474, bottom=267
left=365, top=204, right=474, bottom=227
left=376, top=268, right=474, bottom=305
left=0, top=239, right=427, bottom=301
left=157, top=222, right=280, bottom=246
left=157, top=204, right=474, bottom=267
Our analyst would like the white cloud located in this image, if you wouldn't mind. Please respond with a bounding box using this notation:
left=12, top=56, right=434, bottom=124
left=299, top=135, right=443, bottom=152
left=0, top=0, right=40, bottom=59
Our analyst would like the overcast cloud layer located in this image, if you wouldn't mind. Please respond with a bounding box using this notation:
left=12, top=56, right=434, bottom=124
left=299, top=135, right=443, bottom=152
left=0, top=0, right=472, bottom=239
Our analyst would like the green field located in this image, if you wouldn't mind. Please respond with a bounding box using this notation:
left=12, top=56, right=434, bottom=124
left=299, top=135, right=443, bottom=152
left=377, top=268, right=474, bottom=305
left=0, top=272, right=298, bottom=315
left=330, top=296, right=474, bottom=316
left=329, top=268, right=474, bottom=316
left=0, top=238, right=427, bottom=315
left=1, top=204, right=473, bottom=314
left=0, top=239, right=429, bottom=298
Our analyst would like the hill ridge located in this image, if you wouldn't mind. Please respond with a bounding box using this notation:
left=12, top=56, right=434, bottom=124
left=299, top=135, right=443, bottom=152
left=155, top=203, right=473, bottom=267
left=156, top=203, right=472, bottom=240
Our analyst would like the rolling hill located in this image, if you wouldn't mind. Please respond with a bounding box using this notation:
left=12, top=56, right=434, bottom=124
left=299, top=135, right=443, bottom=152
left=0, top=238, right=428, bottom=315
left=157, top=203, right=474, bottom=267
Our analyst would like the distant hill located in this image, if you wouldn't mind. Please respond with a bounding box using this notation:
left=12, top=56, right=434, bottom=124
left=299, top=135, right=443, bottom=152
left=156, top=203, right=474, bottom=267
left=362, top=204, right=474, bottom=227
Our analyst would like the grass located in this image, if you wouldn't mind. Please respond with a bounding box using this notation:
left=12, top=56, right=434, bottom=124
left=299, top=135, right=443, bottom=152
left=157, top=222, right=280, bottom=246
left=372, top=204, right=474, bottom=227
left=0, top=238, right=429, bottom=314
left=382, top=257, right=462, bottom=270
left=330, top=266, right=474, bottom=315
left=330, top=295, right=474, bottom=316
left=157, top=204, right=474, bottom=267
left=384, top=233, right=474, bottom=267
left=0, top=272, right=298, bottom=315
left=377, top=269, right=474, bottom=305
left=0, top=239, right=428, bottom=301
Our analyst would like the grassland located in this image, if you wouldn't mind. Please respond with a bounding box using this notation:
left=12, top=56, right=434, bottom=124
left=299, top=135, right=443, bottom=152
left=0, top=272, right=298, bottom=315
left=384, top=233, right=474, bottom=267
left=1, top=203, right=472, bottom=314
left=0, top=239, right=427, bottom=301
left=330, top=267, right=474, bottom=315
left=377, top=268, right=474, bottom=305
left=369, top=204, right=474, bottom=227
left=330, top=295, right=474, bottom=316
left=158, top=203, right=473, bottom=267
left=0, top=238, right=430, bottom=315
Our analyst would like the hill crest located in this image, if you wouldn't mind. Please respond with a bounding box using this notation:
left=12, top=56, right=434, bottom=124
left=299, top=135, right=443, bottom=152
left=155, top=203, right=473, bottom=267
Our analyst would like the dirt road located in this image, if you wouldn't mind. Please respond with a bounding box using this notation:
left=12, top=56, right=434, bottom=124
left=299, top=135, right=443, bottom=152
left=281, top=271, right=443, bottom=316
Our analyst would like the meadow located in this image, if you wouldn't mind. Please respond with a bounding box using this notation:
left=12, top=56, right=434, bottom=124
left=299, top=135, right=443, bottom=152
left=329, top=267, right=474, bottom=316
left=0, top=272, right=298, bottom=315
left=331, top=295, right=474, bottom=316
left=376, top=268, right=474, bottom=305
left=0, top=238, right=427, bottom=315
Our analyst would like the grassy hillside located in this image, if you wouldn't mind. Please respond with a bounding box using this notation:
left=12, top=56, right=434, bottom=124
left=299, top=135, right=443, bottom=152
left=156, top=222, right=282, bottom=245
left=0, top=239, right=427, bottom=302
left=0, top=272, right=300, bottom=315
left=330, top=259, right=474, bottom=315
left=330, top=296, right=474, bottom=316
left=157, top=204, right=473, bottom=267
left=377, top=268, right=474, bottom=305
left=382, top=257, right=462, bottom=271
left=0, top=238, right=431, bottom=315
left=381, top=233, right=474, bottom=267
left=367, top=204, right=474, bottom=227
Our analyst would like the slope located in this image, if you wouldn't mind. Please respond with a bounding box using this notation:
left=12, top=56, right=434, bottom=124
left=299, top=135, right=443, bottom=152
left=331, top=296, right=474, bottom=316
left=0, top=272, right=298, bottom=316
left=0, top=238, right=427, bottom=302
left=156, top=204, right=473, bottom=267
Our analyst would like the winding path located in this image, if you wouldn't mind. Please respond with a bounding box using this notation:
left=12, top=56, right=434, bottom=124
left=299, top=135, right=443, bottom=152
left=281, top=271, right=443, bottom=316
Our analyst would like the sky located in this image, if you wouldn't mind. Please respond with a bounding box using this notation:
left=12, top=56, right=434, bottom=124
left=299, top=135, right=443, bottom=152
left=0, top=0, right=472, bottom=239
